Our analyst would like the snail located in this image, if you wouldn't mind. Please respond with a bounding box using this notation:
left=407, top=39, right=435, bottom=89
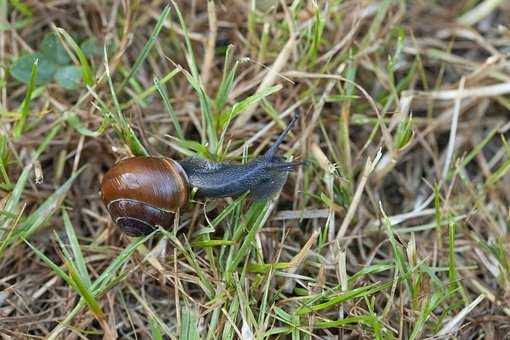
left=101, top=111, right=303, bottom=237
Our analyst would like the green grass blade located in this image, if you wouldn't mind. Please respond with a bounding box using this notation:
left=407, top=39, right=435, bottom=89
left=206, top=307, right=222, bottom=340
left=62, top=210, right=91, bottom=287
left=0, top=163, right=32, bottom=241
left=118, top=5, right=171, bottom=91
left=13, top=57, right=38, bottom=137
left=180, top=306, right=201, bottom=340
left=448, top=222, right=457, bottom=296
left=121, top=67, right=180, bottom=109
left=214, top=44, right=239, bottom=113
left=311, top=315, right=377, bottom=329
left=381, top=204, right=411, bottom=292
left=224, top=85, right=281, bottom=122
left=0, top=134, right=11, bottom=188
left=149, top=316, right=164, bottom=340
left=46, top=233, right=157, bottom=339
left=104, top=47, right=147, bottom=156
left=190, top=239, right=235, bottom=248
left=33, top=123, right=63, bottom=159
left=221, top=296, right=240, bottom=340
left=12, top=166, right=86, bottom=244
left=0, top=204, right=25, bottom=255
left=47, top=300, right=86, bottom=340
left=486, top=157, right=510, bottom=187
left=24, top=239, right=75, bottom=288
left=226, top=200, right=271, bottom=276
left=295, top=281, right=393, bottom=315
left=154, top=76, right=183, bottom=140
left=218, top=85, right=281, bottom=152
left=447, top=221, right=467, bottom=304
left=163, top=231, right=215, bottom=298
left=348, top=264, right=394, bottom=285
left=55, top=27, right=94, bottom=86
left=64, top=111, right=109, bottom=138
left=179, top=65, right=217, bottom=153
left=409, top=290, right=447, bottom=340
left=304, top=4, right=325, bottom=66
left=246, top=262, right=292, bottom=273
left=172, top=1, right=217, bottom=153
left=257, top=267, right=273, bottom=328
left=91, top=232, right=157, bottom=292
left=0, top=123, right=61, bottom=243
left=65, top=258, right=105, bottom=319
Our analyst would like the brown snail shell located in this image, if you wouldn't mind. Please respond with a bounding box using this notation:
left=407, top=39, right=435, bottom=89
left=101, top=156, right=189, bottom=236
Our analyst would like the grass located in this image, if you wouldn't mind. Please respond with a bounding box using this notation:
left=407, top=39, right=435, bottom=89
left=1, top=0, right=510, bottom=338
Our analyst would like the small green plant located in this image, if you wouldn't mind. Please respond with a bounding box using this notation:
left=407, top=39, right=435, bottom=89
left=10, top=33, right=99, bottom=90
left=394, top=114, right=414, bottom=151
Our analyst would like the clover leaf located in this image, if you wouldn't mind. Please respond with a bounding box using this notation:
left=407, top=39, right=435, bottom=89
left=54, top=65, right=82, bottom=90
left=80, top=38, right=102, bottom=58
left=10, top=53, right=57, bottom=85
left=10, top=32, right=101, bottom=90
left=40, top=33, right=71, bottom=65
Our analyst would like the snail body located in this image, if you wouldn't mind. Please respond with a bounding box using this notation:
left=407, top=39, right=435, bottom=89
left=101, top=112, right=302, bottom=236
left=180, top=154, right=296, bottom=199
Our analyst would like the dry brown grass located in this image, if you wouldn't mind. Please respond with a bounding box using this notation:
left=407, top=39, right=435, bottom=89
left=1, top=0, right=510, bottom=339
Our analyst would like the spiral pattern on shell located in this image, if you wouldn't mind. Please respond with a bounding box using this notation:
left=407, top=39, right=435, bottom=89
left=101, top=156, right=189, bottom=236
